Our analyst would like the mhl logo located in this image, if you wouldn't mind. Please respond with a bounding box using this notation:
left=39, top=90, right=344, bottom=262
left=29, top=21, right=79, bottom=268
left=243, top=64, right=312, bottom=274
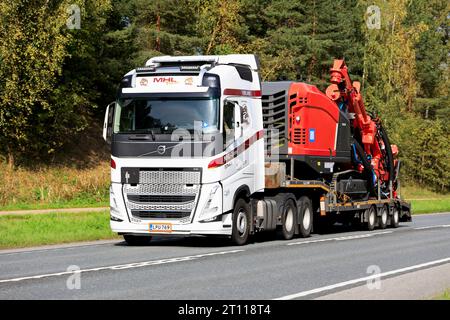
left=153, top=77, right=177, bottom=84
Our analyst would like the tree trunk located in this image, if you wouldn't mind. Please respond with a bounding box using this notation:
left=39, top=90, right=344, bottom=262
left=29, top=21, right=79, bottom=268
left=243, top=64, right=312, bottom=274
left=7, top=150, right=14, bottom=169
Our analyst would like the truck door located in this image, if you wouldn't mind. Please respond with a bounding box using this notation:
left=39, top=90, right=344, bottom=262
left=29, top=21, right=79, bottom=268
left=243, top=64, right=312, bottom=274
left=223, top=99, right=250, bottom=172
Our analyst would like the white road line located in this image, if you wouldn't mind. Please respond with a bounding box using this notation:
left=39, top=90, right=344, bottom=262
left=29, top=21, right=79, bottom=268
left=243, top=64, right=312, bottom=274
left=274, top=256, right=450, bottom=300
left=287, top=231, right=393, bottom=246
left=414, top=224, right=450, bottom=230
left=0, top=249, right=244, bottom=284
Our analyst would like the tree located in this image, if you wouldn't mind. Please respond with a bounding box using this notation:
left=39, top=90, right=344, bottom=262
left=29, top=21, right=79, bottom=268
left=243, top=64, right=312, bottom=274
left=248, top=0, right=363, bottom=87
left=407, top=0, right=449, bottom=120
left=0, top=0, right=111, bottom=165
left=0, top=1, right=71, bottom=165
left=195, top=0, right=248, bottom=55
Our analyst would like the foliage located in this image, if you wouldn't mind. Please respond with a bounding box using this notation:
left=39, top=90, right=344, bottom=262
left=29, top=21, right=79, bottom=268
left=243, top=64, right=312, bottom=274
left=0, top=0, right=448, bottom=191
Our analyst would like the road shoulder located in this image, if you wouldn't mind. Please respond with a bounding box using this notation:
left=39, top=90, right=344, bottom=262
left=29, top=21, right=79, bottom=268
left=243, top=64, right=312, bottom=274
left=316, top=262, right=450, bottom=300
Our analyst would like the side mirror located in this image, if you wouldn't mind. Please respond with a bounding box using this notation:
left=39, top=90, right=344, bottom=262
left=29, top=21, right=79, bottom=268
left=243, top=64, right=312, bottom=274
left=103, top=102, right=115, bottom=144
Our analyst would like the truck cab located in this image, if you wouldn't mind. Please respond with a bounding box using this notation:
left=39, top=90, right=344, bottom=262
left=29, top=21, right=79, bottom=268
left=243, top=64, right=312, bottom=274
left=103, top=54, right=265, bottom=245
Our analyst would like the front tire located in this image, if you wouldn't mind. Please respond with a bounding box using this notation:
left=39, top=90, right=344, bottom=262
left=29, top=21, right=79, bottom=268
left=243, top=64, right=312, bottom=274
left=231, top=198, right=251, bottom=245
left=123, top=235, right=152, bottom=246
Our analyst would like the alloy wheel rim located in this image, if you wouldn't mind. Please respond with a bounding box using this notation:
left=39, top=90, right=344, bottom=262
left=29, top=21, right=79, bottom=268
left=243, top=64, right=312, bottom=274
left=285, top=207, right=294, bottom=232
left=303, top=207, right=311, bottom=230
left=237, top=209, right=247, bottom=235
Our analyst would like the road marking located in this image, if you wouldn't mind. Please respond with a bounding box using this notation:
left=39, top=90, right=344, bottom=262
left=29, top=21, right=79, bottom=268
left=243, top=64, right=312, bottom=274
left=0, top=249, right=244, bottom=284
left=287, top=231, right=393, bottom=246
left=414, top=224, right=450, bottom=230
left=274, top=256, right=450, bottom=300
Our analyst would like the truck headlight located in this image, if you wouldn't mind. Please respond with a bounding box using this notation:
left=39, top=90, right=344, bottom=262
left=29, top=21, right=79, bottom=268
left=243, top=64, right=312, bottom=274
left=199, top=184, right=222, bottom=222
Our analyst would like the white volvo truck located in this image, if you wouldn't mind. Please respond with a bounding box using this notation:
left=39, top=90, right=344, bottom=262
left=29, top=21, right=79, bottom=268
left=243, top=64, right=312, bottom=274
left=103, top=54, right=410, bottom=245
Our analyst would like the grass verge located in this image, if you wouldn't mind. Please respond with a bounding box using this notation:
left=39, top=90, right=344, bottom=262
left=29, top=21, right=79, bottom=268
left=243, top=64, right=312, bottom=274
left=0, top=161, right=109, bottom=211
left=0, top=199, right=109, bottom=211
left=434, top=289, right=450, bottom=300
left=410, top=199, right=450, bottom=214
left=0, top=211, right=118, bottom=249
left=402, top=185, right=450, bottom=214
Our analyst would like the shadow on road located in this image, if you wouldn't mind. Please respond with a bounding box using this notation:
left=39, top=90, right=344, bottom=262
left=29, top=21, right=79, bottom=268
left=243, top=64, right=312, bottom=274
left=113, top=222, right=408, bottom=248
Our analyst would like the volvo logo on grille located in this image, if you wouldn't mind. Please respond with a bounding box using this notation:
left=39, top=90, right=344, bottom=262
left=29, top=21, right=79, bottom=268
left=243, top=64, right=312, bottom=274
left=157, top=145, right=166, bottom=155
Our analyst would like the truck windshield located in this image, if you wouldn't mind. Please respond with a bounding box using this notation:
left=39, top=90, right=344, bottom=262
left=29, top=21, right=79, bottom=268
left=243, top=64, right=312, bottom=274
left=114, top=98, right=219, bottom=134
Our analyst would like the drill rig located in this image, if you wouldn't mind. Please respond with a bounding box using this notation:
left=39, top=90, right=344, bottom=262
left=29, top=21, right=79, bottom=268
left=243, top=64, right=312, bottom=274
left=263, top=59, right=401, bottom=202
left=326, top=60, right=399, bottom=199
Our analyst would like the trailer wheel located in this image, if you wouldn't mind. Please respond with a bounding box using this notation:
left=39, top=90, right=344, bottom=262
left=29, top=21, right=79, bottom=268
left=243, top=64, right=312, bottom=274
left=231, top=198, right=251, bottom=245
left=379, top=205, right=388, bottom=229
left=365, top=206, right=377, bottom=231
left=123, top=235, right=152, bottom=246
left=279, top=198, right=297, bottom=240
left=391, top=207, right=400, bottom=228
left=298, top=196, right=313, bottom=237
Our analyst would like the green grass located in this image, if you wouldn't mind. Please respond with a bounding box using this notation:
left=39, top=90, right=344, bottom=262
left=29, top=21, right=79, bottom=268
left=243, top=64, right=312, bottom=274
left=401, top=185, right=450, bottom=214
left=0, top=211, right=118, bottom=249
left=410, top=199, right=450, bottom=214
left=401, top=184, right=449, bottom=200
left=0, top=197, right=108, bottom=211
left=434, top=289, right=450, bottom=300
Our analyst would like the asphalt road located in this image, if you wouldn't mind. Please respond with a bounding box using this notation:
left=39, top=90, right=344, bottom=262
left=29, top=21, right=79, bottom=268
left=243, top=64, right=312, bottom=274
left=1, top=213, right=449, bottom=300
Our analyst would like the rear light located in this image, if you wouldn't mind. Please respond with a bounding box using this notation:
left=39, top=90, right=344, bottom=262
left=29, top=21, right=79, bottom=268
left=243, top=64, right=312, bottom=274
left=111, top=158, right=116, bottom=169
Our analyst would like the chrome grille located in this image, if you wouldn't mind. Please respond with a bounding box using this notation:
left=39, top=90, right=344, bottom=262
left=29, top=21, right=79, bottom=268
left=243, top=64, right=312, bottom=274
left=139, top=170, right=201, bottom=184
left=127, top=201, right=195, bottom=212
left=124, top=184, right=199, bottom=196
left=131, top=211, right=191, bottom=219
left=127, top=195, right=195, bottom=203
left=122, top=168, right=201, bottom=221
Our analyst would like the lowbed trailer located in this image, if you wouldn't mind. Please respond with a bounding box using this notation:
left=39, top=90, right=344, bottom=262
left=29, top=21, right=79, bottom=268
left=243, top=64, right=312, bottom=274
left=259, top=173, right=411, bottom=233
left=103, top=54, right=411, bottom=246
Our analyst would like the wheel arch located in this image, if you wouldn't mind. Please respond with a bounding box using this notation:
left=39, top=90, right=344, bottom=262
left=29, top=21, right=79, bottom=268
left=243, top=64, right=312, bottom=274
left=232, top=184, right=251, bottom=207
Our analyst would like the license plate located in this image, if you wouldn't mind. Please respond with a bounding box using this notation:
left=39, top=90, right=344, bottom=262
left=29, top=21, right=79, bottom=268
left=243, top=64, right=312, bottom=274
left=149, top=223, right=172, bottom=233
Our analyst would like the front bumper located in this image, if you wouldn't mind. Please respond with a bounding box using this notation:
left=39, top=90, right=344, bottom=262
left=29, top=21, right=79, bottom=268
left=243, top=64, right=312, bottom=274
left=110, top=215, right=232, bottom=236
left=109, top=179, right=232, bottom=236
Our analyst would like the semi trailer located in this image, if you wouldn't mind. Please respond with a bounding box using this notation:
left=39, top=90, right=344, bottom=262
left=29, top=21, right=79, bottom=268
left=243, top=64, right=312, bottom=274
left=103, top=54, right=411, bottom=246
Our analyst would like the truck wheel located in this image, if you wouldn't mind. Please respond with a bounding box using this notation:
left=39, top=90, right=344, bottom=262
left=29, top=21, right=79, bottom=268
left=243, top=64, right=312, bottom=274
left=391, top=207, right=400, bottom=228
left=379, top=205, right=388, bottom=229
left=298, top=196, right=313, bottom=237
left=123, top=235, right=152, bottom=246
left=365, top=206, right=376, bottom=231
left=231, top=198, right=251, bottom=245
left=280, top=199, right=297, bottom=240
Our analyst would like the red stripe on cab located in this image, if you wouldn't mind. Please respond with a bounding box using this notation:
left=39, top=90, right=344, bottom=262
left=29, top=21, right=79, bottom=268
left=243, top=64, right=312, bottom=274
left=223, top=89, right=262, bottom=97
left=208, top=130, right=264, bottom=169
